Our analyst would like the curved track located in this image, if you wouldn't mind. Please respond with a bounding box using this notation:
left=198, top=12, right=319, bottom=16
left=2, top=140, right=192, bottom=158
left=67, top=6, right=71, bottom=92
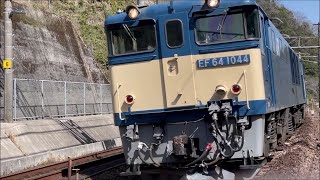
left=0, top=147, right=123, bottom=180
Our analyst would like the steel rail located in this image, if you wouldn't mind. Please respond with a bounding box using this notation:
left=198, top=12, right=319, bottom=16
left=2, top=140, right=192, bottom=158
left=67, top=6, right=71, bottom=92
left=0, top=146, right=123, bottom=180
left=81, top=158, right=125, bottom=180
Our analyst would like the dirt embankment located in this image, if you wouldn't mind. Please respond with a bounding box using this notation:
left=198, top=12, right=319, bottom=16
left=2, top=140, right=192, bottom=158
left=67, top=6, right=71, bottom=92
left=256, top=110, right=320, bottom=179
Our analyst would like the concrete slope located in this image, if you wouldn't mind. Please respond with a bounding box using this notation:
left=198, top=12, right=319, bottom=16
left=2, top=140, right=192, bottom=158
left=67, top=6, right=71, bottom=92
left=0, top=115, right=121, bottom=176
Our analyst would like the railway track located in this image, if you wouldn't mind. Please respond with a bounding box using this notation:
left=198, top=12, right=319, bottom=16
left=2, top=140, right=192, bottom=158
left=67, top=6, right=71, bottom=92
left=0, top=147, right=124, bottom=180
left=79, top=157, right=125, bottom=180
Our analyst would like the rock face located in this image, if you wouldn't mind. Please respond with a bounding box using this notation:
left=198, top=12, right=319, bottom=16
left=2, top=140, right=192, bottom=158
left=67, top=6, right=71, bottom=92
left=0, top=2, right=108, bottom=83
left=0, top=2, right=109, bottom=121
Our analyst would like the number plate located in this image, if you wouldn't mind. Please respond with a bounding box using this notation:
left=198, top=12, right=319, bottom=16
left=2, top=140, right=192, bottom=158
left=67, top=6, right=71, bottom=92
left=2, top=60, right=12, bottom=69
left=197, top=54, right=250, bottom=69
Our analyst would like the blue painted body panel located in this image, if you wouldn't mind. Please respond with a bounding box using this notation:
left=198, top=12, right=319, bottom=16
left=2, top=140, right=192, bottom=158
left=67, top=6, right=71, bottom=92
left=114, top=100, right=267, bottom=126
left=263, top=20, right=306, bottom=113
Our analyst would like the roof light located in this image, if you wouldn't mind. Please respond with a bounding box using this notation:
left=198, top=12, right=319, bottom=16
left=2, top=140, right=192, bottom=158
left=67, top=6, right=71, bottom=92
left=125, top=95, right=135, bottom=105
left=126, top=5, right=140, bottom=19
left=206, top=0, right=220, bottom=8
left=116, top=9, right=123, bottom=14
left=231, top=84, right=242, bottom=95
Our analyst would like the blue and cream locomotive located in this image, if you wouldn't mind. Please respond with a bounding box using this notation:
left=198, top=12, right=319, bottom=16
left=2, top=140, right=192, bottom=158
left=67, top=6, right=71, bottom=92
left=105, top=0, right=306, bottom=176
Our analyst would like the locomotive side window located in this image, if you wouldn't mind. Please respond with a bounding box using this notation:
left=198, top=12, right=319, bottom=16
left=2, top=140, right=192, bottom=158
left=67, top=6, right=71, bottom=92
left=166, top=20, right=183, bottom=48
left=276, top=38, right=281, bottom=56
left=245, top=9, right=259, bottom=38
left=271, top=30, right=275, bottom=53
left=259, top=16, right=265, bottom=54
left=290, top=50, right=301, bottom=85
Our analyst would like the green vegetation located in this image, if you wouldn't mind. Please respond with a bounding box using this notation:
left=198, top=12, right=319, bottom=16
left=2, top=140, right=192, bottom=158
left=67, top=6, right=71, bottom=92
left=257, top=0, right=318, bottom=101
left=15, top=15, right=45, bottom=28
left=30, top=0, right=134, bottom=65
left=257, top=0, right=318, bottom=76
left=50, top=0, right=134, bottom=65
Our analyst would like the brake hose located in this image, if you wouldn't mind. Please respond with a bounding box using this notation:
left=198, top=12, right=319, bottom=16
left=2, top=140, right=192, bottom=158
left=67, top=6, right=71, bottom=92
left=212, top=134, right=234, bottom=158
left=205, top=154, right=221, bottom=166
left=224, top=113, right=230, bottom=139
left=138, top=148, right=151, bottom=165
left=149, top=144, right=160, bottom=167
left=137, top=142, right=152, bottom=166
left=229, top=125, right=245, bottom=152
left=212, top=114, right=237, bottom=158
left=185, top=143, right=212, bottom=167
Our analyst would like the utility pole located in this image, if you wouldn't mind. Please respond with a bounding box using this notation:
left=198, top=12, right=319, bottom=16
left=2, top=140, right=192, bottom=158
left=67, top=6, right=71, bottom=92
left=318, top=22, right=320, bottom=109
left=314, top=22, right=320, bottom=108
left=3, top=0, right=13, bottom=122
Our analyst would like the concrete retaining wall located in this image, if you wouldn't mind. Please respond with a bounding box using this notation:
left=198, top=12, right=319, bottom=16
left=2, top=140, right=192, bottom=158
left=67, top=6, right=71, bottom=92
left=0, top=115, right=121, bottom=176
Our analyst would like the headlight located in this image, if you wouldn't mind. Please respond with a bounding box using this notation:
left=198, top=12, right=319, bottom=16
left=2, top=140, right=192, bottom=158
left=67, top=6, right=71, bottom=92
left=215, top=85, right=227, bottom=95
left=206, top=0, right=220, bottom=8
left=126, top=5, right=140, bottom=19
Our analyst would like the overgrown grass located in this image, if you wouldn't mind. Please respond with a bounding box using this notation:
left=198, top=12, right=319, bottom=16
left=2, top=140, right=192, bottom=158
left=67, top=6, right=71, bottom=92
left=29, top=0, right=134, bottom=65
left=51, top=0, right=118, bottom=65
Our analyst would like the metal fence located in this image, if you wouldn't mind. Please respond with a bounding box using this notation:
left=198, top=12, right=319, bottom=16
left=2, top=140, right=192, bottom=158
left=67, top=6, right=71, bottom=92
left=1, top=78, right=113, bottom=121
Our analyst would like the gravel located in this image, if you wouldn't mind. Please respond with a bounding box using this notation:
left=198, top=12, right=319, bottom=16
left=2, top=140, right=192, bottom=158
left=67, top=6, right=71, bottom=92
left=83, top=165, right=127, bottom=180
left=255, top=111, right=320, bottom=180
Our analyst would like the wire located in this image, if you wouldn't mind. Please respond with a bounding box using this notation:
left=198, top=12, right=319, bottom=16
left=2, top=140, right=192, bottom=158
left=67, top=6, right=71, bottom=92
left=167, top=116, right=205, bottom=125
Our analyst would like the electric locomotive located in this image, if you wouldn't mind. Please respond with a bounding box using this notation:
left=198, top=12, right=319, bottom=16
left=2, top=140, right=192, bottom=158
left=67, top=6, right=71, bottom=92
left=105, top=0, right=306, bottom=176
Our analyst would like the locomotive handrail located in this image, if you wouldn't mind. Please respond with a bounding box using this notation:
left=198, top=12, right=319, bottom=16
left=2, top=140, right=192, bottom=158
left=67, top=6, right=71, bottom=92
left=117, top=83, right=126, bottom=120
left=243, top=70, right=250, bottom=109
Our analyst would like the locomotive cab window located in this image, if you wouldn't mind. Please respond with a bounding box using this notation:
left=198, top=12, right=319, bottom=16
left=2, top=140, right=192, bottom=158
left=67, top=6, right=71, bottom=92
left=166, top=20, right=183, bottom=48
left=195, top=7, right=259, bottom=45
left=245, top=9, right=259, bottom=38
left=108, top=20, right=156, bottom=56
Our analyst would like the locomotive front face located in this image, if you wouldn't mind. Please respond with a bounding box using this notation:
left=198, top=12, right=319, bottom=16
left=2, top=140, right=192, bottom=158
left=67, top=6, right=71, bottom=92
left=106, top=0, right=269, bottom=169
left=108, top=5, right=265, bottom=124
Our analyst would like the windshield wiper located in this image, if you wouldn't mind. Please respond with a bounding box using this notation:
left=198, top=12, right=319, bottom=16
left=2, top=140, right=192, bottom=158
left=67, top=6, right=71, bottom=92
left=122, top=24, right=136, bottom=41
left=217, top=9, right=229, bottom=38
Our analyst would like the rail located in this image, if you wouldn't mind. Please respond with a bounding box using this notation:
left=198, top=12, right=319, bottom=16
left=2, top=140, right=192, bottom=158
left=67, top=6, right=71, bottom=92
left=0, top=147, right=124, bottom=180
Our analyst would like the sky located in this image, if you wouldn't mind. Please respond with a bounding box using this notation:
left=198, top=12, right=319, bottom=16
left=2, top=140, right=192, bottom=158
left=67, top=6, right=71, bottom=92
left=279, top=0, right=320, bottom=24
